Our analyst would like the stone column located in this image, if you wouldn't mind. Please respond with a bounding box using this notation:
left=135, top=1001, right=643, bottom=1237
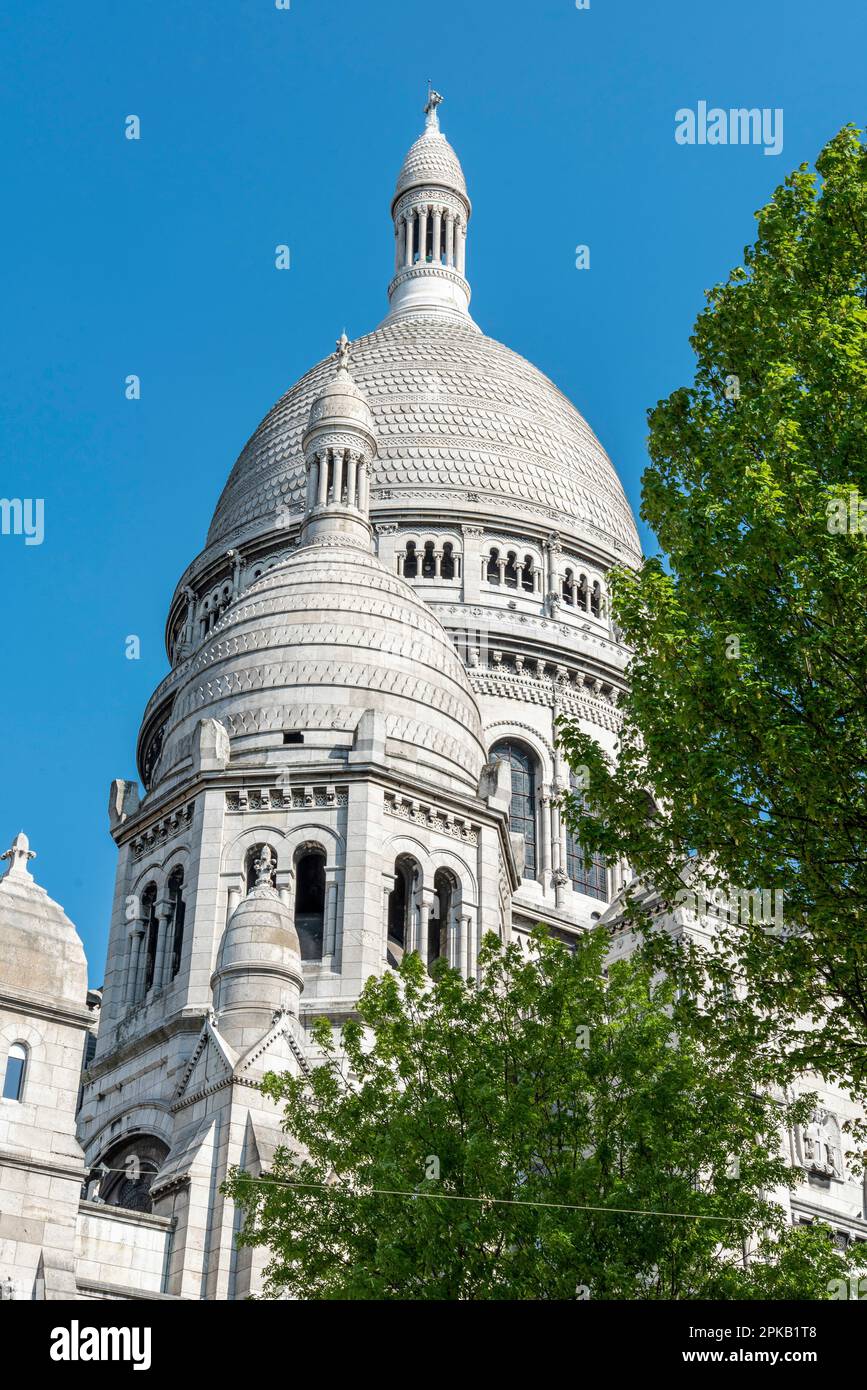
left=394, top=222, right=402, bottom=273
left=445, top=213, right=454, bottom=266
left=381, top=873, right=394, bottom=966
left=332, top=447, right=344, bottom=504
left=125, top=922, right=145, bottom=1005
left=307, top=457, right=318, bottom=511
left=154, top=899, right=173, bottom=991
left=357, top=459, right=369, bottom=513
left=226, top=884, right=241, bottom=924
left=434, top=549, right=443, bottom=578
left=317, top=452, right=329, bottom=507
left=418, top=895, right=432, bottom=967
left=456, top=221, right=466, bottom=275
left=346, top=452, right=358, bottom=508
left=545, top=536, right=561, bottom=592
left=432, top=208, right=442, bottom=263
left=323, top=867, right=340, bottom=963
left=540, top=787, right=553, bottom=885
left=417, top=208, right=428, bottom=261
left=403, top=213, right=413, bottom=266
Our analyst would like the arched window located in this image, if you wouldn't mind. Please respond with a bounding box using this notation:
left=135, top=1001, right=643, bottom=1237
left=168, top=866, right=186, bottom=980
left=565, top=772, right=608, bottom=901
left=441, top=542, right=455, bottom=580
left=245, top=844, right=277, bottom=892
left=404, top=541, right=418, bottom=579
left=387, top=855, right=418, bottom=964
left=141, top=882, right=159, bottom=995
left=577, top=575, right=589, bottom=612
left=590, top=581, right=602, bottom=617
left=422, top=540, right=436, bottom=579
left=430, top=869, right=457, bottom=967
left=2, top=1043, right=27, bottom=1102
left=295, top=848, right=326, bottom=960
left=491, top=740, right=538, bottom=879
left=521, top=554, right=535, bottom=592
left=95, top=1136, right=170, bottom=1215
left=562, top=568, right=575, bottom=605
left=504, top=551, right=519, bottom=588
left=487, top=547, right=500, bottom=584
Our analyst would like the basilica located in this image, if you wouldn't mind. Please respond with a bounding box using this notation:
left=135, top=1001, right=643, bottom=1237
left=1, top=96, right=864, bottom=1301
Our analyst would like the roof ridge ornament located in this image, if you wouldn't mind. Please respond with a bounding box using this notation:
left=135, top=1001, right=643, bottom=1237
left=424, top=84, right=443, bottom=133
left=1, top=830, right=36, bottom=881
left=335, top=330, right=352, bottom=375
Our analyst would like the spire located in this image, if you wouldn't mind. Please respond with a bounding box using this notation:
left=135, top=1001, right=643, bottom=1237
left=300, top=334, right=377, bottom=547
left=385, top=92, right=474, bottom=324
left=1, top=832, right=36, bottom=881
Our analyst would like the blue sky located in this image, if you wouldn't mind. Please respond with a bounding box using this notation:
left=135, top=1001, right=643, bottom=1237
left=1, top=0, right=864, bottom=979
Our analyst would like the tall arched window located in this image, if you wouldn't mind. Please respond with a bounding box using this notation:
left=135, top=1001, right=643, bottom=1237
left=562, top=569, right=575, bottom=605
left=141, top=882, right=159, bottom=995
left=2, top=1043, right=27, bottom=1102
left=387, top=855, right=418, bottom=963
left=430, top=869, right=457, bottom=966
left=565, top=772, right=608, bottom=901
left=521, top=555, right=535, bottom=592
left=577, top=575, right=588, bottom=612
left=487, top=547, right=500, bottom=584
left=590, top=581, right=602, bottom=617
left=404, top=541, right=418, bottom=579
left=441, top=542, right=455, bottom=580
left=295, top=848, right=326, bottom=960
left=168, top=866, right=186, bottom=980
left=504, top=552, right=519, bottom=588
left=422, top=541, right=436, bottom=578
left=491, top=740, right=538, bottom=879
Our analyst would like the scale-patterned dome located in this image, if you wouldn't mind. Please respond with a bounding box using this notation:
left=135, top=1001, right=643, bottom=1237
left=155, top=535, right=487, bottom=793
left=206, top=314, right=641, bottom=558
left=395, top=127, right=468, bottom=201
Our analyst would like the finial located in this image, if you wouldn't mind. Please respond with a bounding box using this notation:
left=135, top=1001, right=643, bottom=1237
left=252, top=845, right=277, bottom=890
left=1, top=831, right=36, bottom=881
left=335, top=331, right=351, bottom=374
left=424, top=85, right=443, bottom=132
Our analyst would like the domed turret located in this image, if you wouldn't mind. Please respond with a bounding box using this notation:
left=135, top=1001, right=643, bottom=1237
left=387, top=89, right=473, bottom=323
left=211, top=846, right=303, bottom=1051
left=300, top=332, right=377, bottom=546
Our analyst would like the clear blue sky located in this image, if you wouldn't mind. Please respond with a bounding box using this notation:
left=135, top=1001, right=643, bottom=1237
left=1, top=0, right=863, bottom=980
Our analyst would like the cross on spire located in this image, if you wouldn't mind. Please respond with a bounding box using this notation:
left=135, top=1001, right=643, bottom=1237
left=424, top=84, right=443, bottom=131
left=1, top=831, right=36, bottom=880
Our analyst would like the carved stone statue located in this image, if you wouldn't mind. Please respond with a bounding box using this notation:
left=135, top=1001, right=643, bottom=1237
left=252, top=845, right=277, bottom=890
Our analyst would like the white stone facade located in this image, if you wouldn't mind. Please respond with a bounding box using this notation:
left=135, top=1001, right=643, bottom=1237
left=1, top=97, right=862, bottom=1299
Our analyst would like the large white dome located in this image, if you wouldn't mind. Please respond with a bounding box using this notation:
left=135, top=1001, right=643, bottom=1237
left=206, top=314, right=641, bottom=561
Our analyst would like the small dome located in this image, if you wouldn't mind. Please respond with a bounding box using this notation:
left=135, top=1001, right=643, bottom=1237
left=302, top=336, right=376, bottom=454
left=0, top=833, right=87, bottom=1009
left=394, top=126, right=468, bottom=204
left=216, top=886, right=302, bottom=984
left=212, top=851, right=304, bottom=1044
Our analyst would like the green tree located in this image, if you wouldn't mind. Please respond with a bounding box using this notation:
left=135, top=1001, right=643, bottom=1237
left=225, top=932, right=857, bottom=1300
left=560, top=126, right=867, bottom=1090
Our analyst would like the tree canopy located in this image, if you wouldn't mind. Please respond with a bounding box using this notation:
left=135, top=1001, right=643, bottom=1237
left=225, top=932, right=858, bottom=1300
left=560, top=125, right=867, bottom=1090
